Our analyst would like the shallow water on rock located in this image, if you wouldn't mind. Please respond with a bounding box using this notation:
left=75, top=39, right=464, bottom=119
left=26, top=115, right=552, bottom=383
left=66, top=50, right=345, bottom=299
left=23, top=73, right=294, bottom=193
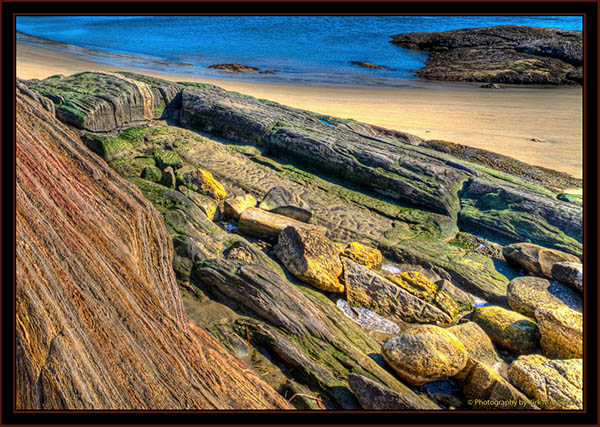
left=381, top=263, right=402, bottom=274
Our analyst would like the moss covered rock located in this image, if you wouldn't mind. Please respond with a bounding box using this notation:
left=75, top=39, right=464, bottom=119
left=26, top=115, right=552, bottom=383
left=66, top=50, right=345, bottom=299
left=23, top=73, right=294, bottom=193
left=178, top=186, right=220, bottom=222
left=508, top=355, right=582, bottom=409
left=274, top=226, right=344, bottom=293
left=472, top=306, right=540, bottom=354
left=140, top=165, right=162, bottom=183
left=382, top=325, right=468, bottom=386
left=341, top=242, right=383, bottom=270
left=161, top=166, right=176, bottom=189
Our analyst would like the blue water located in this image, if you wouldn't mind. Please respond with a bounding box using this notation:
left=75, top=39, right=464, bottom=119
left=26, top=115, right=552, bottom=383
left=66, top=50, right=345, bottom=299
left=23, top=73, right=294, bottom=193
left=16, top=16, right=582, bottom=87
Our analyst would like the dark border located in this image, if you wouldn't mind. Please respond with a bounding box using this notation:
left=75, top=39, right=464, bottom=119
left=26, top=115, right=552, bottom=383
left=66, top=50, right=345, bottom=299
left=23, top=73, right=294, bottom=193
left=3, top=2, right=599, bottom=426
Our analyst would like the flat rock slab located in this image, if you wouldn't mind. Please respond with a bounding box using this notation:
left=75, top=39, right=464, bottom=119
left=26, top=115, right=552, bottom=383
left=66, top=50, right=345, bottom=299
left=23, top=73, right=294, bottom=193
left=507, top=275, right=581, bottom=318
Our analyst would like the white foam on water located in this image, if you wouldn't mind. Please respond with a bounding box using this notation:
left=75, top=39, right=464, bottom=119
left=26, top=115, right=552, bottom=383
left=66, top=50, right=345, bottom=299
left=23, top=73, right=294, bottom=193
left=381, top=263, right=402, bottom=274
left=336, top=299, right=401, bottom=335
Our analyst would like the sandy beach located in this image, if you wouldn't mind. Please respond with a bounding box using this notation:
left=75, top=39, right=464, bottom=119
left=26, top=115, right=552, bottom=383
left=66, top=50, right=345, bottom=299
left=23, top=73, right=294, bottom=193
left=17, top=41, right=583, bottom=179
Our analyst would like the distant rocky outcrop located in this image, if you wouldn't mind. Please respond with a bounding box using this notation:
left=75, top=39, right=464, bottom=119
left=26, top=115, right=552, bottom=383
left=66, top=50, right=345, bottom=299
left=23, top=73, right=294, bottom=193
left=15, top=83, right=290, bottom=409
left=350, top=61, right=391, bottom=70
left=208, top=64, right=260, bottom=73
left=390, top=25, right=582, bottom=85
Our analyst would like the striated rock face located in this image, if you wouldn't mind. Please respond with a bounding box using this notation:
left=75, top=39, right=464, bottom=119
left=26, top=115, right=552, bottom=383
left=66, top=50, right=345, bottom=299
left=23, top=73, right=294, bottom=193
left=26, top=71, right=182, bottom=132
left=15, top=86, right=290, bottom=410
left=390, top=25, right=582, bottom=85
left=348, top=374, right=438, bottom=410
left=179, top=84, right=466, bottom=217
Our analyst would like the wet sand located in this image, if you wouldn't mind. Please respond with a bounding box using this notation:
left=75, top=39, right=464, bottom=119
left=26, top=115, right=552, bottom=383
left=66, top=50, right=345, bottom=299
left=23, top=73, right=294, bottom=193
left=16, top=40, right=583, bottom=179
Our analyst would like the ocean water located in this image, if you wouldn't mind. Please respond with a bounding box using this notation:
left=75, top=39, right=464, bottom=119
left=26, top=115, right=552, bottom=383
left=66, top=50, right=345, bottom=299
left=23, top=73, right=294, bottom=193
left=16, top=16, right=582, bottom=86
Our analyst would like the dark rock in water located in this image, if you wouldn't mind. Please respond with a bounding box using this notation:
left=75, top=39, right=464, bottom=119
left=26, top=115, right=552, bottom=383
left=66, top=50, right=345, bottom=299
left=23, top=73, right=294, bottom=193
left=551, top=261, right=583, bottom=292
left=259, top=186, right=312, bottom=222
left=26, top=71, right=182, bottom=132
left=461, top=181, right=582, bottom=257
left=15, top=85, right=289, bottom=410
left=348, top=374, right=439, bottom=410
left=208, top=63, right=259, bottom=73
left=259, top=69, right=278, bottom=74
left=350, top=61, right=391, bottom=70
left=480, top=83, right=501, bottom=89
left=390, top=25, right=582, bottom=85
left=502, top=242, right=581, bottom=278
left=343, top=259, right=453, bottom=325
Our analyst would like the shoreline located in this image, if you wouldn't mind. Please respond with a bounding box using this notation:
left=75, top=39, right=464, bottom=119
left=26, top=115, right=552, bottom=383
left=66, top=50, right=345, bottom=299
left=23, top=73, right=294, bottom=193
left=16, top=38, right=583, bottom=180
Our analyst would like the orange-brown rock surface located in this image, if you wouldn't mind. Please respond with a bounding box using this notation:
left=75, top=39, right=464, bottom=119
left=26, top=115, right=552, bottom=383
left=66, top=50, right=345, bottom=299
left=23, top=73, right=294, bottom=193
left=15, top=84, right=291, bottom=410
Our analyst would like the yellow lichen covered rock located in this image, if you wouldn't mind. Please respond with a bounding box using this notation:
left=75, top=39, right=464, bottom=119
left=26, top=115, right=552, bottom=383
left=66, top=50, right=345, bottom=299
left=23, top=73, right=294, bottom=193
left=223, top=193, right=257, bottom=220
left=472, top=306, right=540, bottom=354
left=535, top=304, right=582, bottom=359
left=448, top=322, right=501, bottom=381
left=238, top=207, right=321, bottom=241
left=180, top=167, right=227, bottom=201
left=460, top=359, right=538, bottom=410
left=341, top=242, right=383, bottom=270
left=274, top=226, right=344, bottom=293
left=382, top=325, right=468, bottom=386
left=508, top=355, right=582, bottom=409
left=383, top=271, right=438, bottom=300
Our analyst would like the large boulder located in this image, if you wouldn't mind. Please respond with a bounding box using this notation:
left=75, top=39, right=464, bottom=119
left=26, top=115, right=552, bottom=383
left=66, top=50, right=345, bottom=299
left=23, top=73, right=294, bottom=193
left=508, top=355, right=582, bottom=409
left=503, top=242, right=580, bottom=278
left=506, top=276, right=582, bottom=318
left=238, top=207, right=320, bottom=241
left=223, top=194, right=257, bottom=220
left=472, top=306, right=540, bottom=354
left=551, top=261, right=583, bottom=293
left=348, top=374, right=440, bottom=410
left=341, top=242, right=383, bottom=270
left=274, top=226, right=344, bottom=293
left=258, top=186, right=312, bottom=222
left=381, top=325, right=468, bottom=386
left=535, top=305, right=582, bottom=359
left=343, top=259, right=453, bottom=325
